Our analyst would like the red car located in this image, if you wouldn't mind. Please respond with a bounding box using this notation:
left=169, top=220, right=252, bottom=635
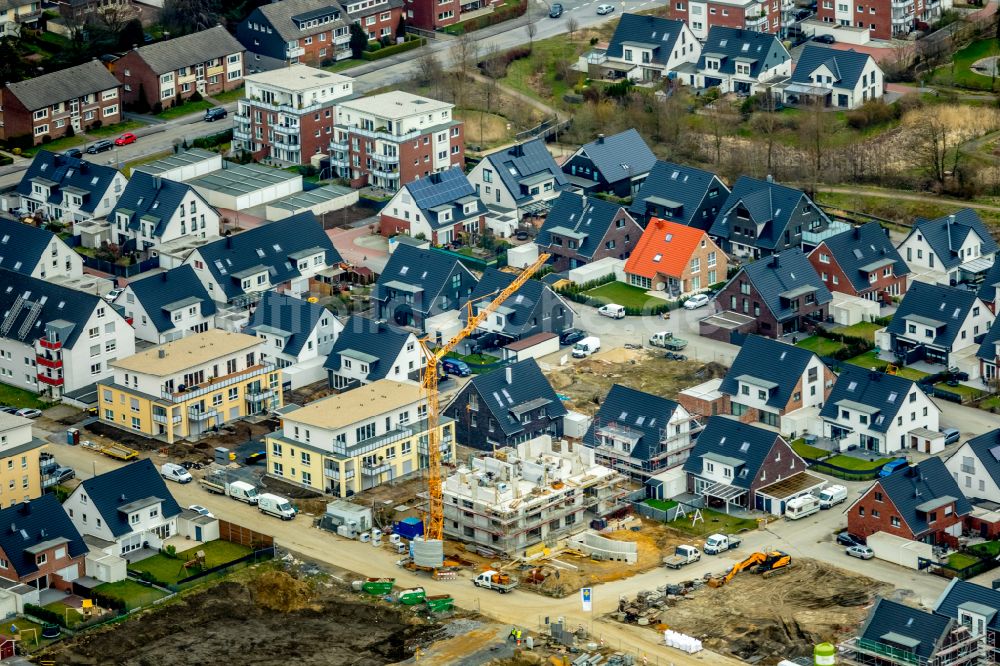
left=114, top=132, right=137, bottom=146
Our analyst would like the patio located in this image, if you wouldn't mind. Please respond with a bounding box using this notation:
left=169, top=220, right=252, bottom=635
left=37, top=589, right=80, bottom=606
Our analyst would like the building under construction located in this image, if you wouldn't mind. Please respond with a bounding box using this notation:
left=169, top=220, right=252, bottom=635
left=442, top=435, right=631, bottom=557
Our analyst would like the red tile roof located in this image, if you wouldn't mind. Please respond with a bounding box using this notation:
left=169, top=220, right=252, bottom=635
left=624, top=218, right=706, bottom=279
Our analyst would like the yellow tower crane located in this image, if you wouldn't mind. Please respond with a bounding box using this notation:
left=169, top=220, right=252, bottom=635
left=419, top=252, right=550, bottom=541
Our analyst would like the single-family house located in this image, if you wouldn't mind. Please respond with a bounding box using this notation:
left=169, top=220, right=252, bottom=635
left=535, top=192, right=643, bottom=272
left=560, top=129, right=657, bottom=197
left=934, top=579, right=1000, bottom=664
left=15, top=151, right=126, bottom=224
left=847, top=457, right=971, bottom=547
left=460, top=268, right=573, bottom=346
left=624, top=218, right=728, bottom=298
left=628, top=160, right=729, bottom=230
left=716, top=249, right=832, bottom=338
left=379, top=168, right=487, bottom=245
left=977, top=318, right=1000, bottom=384
left=976, top=260, right=1000, bottom=314
left=897, top=209, right=999, bottom=286
left=808, top=222, right=909, bottom=304
left=444, top=359, right=567, bottom=452
left=373, top=244, right=477, bottom=331
left=63, top=459, right=183, bottom=558
left=0, top=218, right=82, bottom=280
left=785, top=45, right=883, bottom=109
left=594, top=14, right=701, bottom=83
left=0, top=495, right=87, bottom=597
left=324, top=315, right=424, bottom=390
left=945, top=429, right=1000, bottom=503
left=820, top=365, right=940, bottom=455
left=466, top=139, right=569, bottom=217
left=118, top=265, right=216, bottom=344
left=692, top=26, right=791, bottom=95
left=583, top=384, right=697, bottom=482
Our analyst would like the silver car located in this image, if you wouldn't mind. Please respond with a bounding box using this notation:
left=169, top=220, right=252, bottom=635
left=846, top=545, right=874, bottom=560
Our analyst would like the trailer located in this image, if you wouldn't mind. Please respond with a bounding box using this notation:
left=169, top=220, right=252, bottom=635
left=81, top=439, right=138, bottom=461
left=648, top=331, right=688, bottom=351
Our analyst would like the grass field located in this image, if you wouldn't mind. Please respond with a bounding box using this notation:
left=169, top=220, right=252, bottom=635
left=157, top=100, right=213, bottom=121
left=823, top=454, right=893, bottom=471
left=833, top=321, right=883, bottom=342
left=455, top=110, right=515, bottom=150
left=935, top=382, right=985, bottom=400
left=129, top=541, right=252, bottom=585
left=501, top=36, right=588, bottom=108
left=931, top=39, right=1000, bottom=91
left=94, top=580, right=169, bottom=610
left=43, top=601, right=85, bottom=628
left=209, top=86, right=246, bottom=104
left=843, top=351, right=928, bottom=381
left=795, top=336, right=845, bottom=357
left=584, top=282, right=663, bottom=311
left=0, top=384, right=49, bottom=410
left=790, top=438, right=829, bottom=460
left=971, top=540, right=1000, bottom=557
left=87, top=121, right=144, bottom=139
left=447, top=351, right=501, bottom=366
left=644, top=498, right=678, bottom=512
left=948, top=552, right=981, bottom=570
left=816, top=189, right=1000, bottom=232
left=668, top=508, right=758, bottom=537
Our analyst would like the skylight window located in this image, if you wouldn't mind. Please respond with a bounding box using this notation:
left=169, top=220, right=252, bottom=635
left=91, top=177, right=99, bottom=185
left=671, top=170, right=679, bottom=180
left=636, top=416, right=645, bottom=426
left=256, top=248, right=265, bottom=258
left=57, top=300, right=64, bottom=308
left=619, top=411, right=628, bottom=420
left=847, top=381, right=858, bottom=392
left=887, top=391, right=898, bottom=403
left=741, top=43, right=750, bottom=52
left=653, top=254, right=662, bottom=262
left=953, top=308, right=961, bottom=318
left=0, top=235, right=7, bottom=244
left=665, top=234, right=673, bottom=242
left=273, top=244, right=282, bottom=252
left=740, top=441, right=750, bottom=452
left=853, top=248, right=864, bottom=259
left=719, top=436, right=726, bottom=445
left=720, top=39, right=728, bottom=46
left=400, top=266, right=409, bottom=275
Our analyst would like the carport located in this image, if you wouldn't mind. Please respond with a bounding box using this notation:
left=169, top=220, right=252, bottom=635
left=755, top=471, right=827, bottom=516
left=700, top=481, right=747, bottom=514
left=699, top=310, right=756, bottom=343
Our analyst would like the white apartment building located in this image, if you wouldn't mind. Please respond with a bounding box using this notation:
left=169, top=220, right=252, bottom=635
left=110, top=172, right=220, bottom=254
left=0, top=217, right=83, bottom=281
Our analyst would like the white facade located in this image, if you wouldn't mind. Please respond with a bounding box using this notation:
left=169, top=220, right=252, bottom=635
left=794, top=59, right=883, bottom=109
left=328, top=333, right=425, bottom=389
left=897, top=300, right=994, bottom=356
left=898, top=226, right=995, bottom=285
left=63, top=487, right=177, bottom=556
left=22, top=172, right=127, bottom=224
left=946, top=442, right=1000, bottom=503
left=113, top=188, right=220, bottom=252
left=823, top=385, right=940, bottom=455
left=184, top=245, right=330, bottom=305
left=382, top=186, right=483, bottom=241
left=696, top=54, right=791, bottom=95
left=467, top=159, right=560, bottom=215
left=20, top=234, right=84, bottom=281
left=119, top=287, right=214, bottom=345
left=253, top=312, right=342, bottom=368
left=607, top=23, right=701, bottom=79
left=728, top=354, right=828, bottom=433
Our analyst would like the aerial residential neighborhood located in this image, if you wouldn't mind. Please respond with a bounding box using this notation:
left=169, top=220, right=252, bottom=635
left=0, top=0, right=999, bottom=663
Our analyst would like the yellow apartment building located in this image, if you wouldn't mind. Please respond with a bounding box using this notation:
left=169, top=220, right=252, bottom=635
left=0, top=412, right=45, bottom=506
left=266, top=380, right=454, bottom=497
left=98, top=330, right=281, bottom=443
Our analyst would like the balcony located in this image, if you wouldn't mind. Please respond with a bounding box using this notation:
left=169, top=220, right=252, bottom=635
left=324, top=467, right=355, bottom=480
left=328, top=155, right=350, bottom=168
left=187, top=408, right=218, bottom=422
left=745, top=14, right=768, bottom=28
left=246, top=387, right=275, bottom=402
left=37, top=338, right=62, bottom=350
left=329, top=139, right=349, bottom=151
left=273, top=123, right=299, bottom=137
left=370, top=165, right=400, bottom=180
left=370, top=152, right=399, bottom=166
left=233, top=128, right=252, bottom=142
left=334, top=33, right=351, bottom=44
left=286, top=46, right=305, bottom=58
left=161, top=364, right=274, bottom=403
left=153, top=412, right=182, bottom=425
left=233, top=113, right=250, bottom=125
left=36, top=354, right=62, bottom=369
left=362, top=461, right=393, bottom=475
left=37, top=374, right=64, bottom=387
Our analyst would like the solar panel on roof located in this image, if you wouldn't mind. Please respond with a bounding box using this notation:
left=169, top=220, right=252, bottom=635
left=853, top=248, right=864, bottom=259
left=501, top=389, right=512, bottom=404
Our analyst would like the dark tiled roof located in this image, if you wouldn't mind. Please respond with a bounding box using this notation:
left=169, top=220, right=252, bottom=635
left=737, top=248, right=832, bottom=322
left=719, top=335, right=820, bottom=410
left=373, top=244, right=476, bottom=315
left=629, top=160, right=729, bottom=227
left=0, top=219, right=57, bottom=275
left=111, top=171, right=208, bottom=238
left=0, top=268, right=101, bottom=346
left=536, top=192, right=629, bottom=259
left=935, top=579, right=1000, bottom=630
left=194, top=212, right=341, bottom=301
left=132, top=27, right=244, bottom=75
left=461, top=268, right=569, bottom=338
left=710, top=176, right=825, bottom=251
left=323, top=315, right=412, bottom=381
left=905, top=209, right=999, bottom=271
left=976, top=260, right=1000, bottom=304
left=682, top=416, right=780, bottom=489
left=16, top=151, right=121, bottom=215
left=583, top=384, right=681, bottom=462
left=887, top=282, right=978, bottom=350
left=404, top=168, right=487, bottom=231
left=569, top=129, right=656, bottom=185
left=6, top=61, right=120, bottom=112
left=956, top=429, right=1000, bottom=491
left=792, top=45, right=874, bottom=90
left=462, top=359, right=566, bottom=437
left=483, top=138, right=569, bottom=206
left=698, top=26, right=789, bottom=79
left=978, top=318, right=1000, bottom=362
left=878, top=457, right=972, bottom=536
left=79, top=459, right=182, bottom=538
left=817, top=222, right=909, bottom=293
left=127, top=266, right=215, bottom=334
left=247, top=290, right=328, bottom=357
left=606, top=13, right=687, bottom=68
left=819, top=365, right=923, bottom=433
left=251, top=0, right=347, bottom=42
left=859, top=598, right=951, bottom=662
left=0, top=494, right=87, bottom=579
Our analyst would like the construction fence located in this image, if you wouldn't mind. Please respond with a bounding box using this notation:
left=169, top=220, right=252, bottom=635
left=218, top=519, right=274, bottom=549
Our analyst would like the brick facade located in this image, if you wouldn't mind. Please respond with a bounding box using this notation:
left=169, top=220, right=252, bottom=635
left=815, top=0, right=926, bottom=41
left=810, top=240, right=908, bottom=305
left=404, top=0, right=461, bottom=30
left=0, top=540, right=83, bottom=592
left=547, top=208, right=641, bottom=273
left=687, top=435, right=806, bottom=509
left=666, top=0, right=780, bottom=36
left=0, top=88, right=122, bottom=145
left=716, top=273, right=827, bottom=338
left=848, top=482, right=964, bottom=547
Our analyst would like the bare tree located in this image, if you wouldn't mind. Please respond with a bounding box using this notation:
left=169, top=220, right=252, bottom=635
left=480, top=45, right=505, bottom=148
left=415, top=50, right=443, bottom=88
left=526, top=21, right=537, bottom=49
left=566, top=16, right=579, bottom=39
left=750, top=87, right=779, bottom=177
left=449, top=32, right=479, bottom=108
left=798, top=97, right=829, bottom=195
left=93, top=2, right=137, bottom=35
left=703, top=96, right=730, bottom=169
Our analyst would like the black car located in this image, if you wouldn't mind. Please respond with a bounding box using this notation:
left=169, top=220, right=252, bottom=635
left=204, top=107, right=228, bottom=122
left=549, top=2, right=563, bottom=17
left=795, top=8, right=811, bottom=19
left=836, top=531, right=865, bottom=547
left=63, top=148, right=83, bottom=159
left=86, top=140, right=114, bottom=154
left=559, top=328, right=586, bottom=346
left=246, top=451, right=266, bottom=465
left=812, top=34, right=835, bottom=44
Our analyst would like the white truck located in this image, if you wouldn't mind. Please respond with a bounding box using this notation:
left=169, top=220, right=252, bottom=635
left=703, top=533, right=742, bottom=555
left=473, top=570, right=518, bottom=594
left=572, top=336, right=601, bottom=358
left=199, top=470, right=259, bottom=505
left=818, top=485, right=848, bottom=509
left=663, top=545, right=701, bottom=569
left=258, top=493, right=296, bottom=520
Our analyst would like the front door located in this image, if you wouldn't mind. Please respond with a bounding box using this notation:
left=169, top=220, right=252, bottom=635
left=195, top=526, right=202, bottom=541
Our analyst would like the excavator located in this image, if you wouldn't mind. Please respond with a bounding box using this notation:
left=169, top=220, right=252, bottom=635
left=707, top=550, right=792, bottom=587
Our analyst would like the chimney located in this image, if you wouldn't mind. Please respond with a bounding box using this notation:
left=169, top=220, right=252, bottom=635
left=226, top=235, right=233, bottom=249
left=161, top=271, right=168, bottom=281
left=769, top=253, right=779, bottom=268
left=766, top=174, right=774, bottom=183
left=19, top=501, right=29, bottom=515
left=947, top=214, right=955, bottom=253
left=505, top=366, right=512, bottom=384
left=853, top=226, right=860, bottom=240
left=597, top=134, right=605, bottom=144
left=153, top=176, right=161, bottom=190
left=158, top=349, right=166, bottom=359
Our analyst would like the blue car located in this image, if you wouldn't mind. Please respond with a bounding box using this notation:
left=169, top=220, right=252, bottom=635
left=441, top=358, right=471, bottom=377
left=879, top=458, right=909, bottom=478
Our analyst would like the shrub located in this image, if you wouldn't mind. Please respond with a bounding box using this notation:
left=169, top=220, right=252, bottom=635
left=41, top=134, right=51, bottom=144
left=845, top=100, right=896, bottom=130
left=478, top=45, right=532, bottom=78
left=189, top=91, right=203, bottom=102
left=25, top=603, right=66, bottom=627
left=65, top=125, right=74, bottom=138
left=133, top=569, right=165, bottom=585
left=360, top=36, right=425, bottom=61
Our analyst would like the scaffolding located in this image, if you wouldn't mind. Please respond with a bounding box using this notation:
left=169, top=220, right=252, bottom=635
left=838, top=624, right=985, bottom=666
left=591, top=414, right=703, bottom=481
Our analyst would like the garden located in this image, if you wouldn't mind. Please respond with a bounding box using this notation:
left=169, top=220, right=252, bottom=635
left=129, top=540, right=253, bottom=586
left=93, top=579, right=170, bottom=611
left=795, top=336, right=846, bottom=357
left=667, top=507, right=759, bottom=538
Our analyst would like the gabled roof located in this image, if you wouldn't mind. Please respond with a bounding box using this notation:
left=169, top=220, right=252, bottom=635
left=0, top=495, right=87, bottom=579
left=710, top=176, right=824, bottom=250
left=625, top=218, right=709, bottom=280
left=5, top=60, right=120, bottom=112
left=252, top=0, right=348, bottom=41
left=461, top=268, right=567, bottom=337
left=904, top=209, right=999, bottom=271
left=127, top=265, right=216, bottom=334
left=736, top=249, right=832, bottom=322
left=698, top=26, right=788, bottom=78
left=323, top=315, right=413, bottom=380
left=682, top=416, right=781, bottom=489
left=16, top=151, right=121, bottom=215
left=976, top=259, right=1000, bottom=304
left=887, top=282, right=980, bottom=350
left=569, top=129, right=657, bottom=185
left=536, top=192, right=629, bottom=259
left=955, top=429, right=1000, bottom=490
left=0, top=219, right=57, bottom=275
left=792, top=45, right=875, bottom=90
left=463, top=359, right=566, bottom=437
left=78, top=459, right=182, bottom=538
left=193, top=212, right=341, bottom=301
left=247, top=291, right=328, bottom=357
left=935, top=579, right=1000, bottom=630
left=819, top=365, right=926, bottom=433
left=373, top=244, right=475, bottom=314
left=877, top=457, right=971, bottom=536
left=583, top=384, right=682, bottom=462
left=816, top=222, right=909, bottom=292
left=482, top=138, right=568, bottom=205
left=111, top=171, right=207, bottom=239
left=0, top=268, right=101, bottom=346
left=719, top=336, right=820, bottom=410
left=130, top=26, right=244, bottom=75
left=629, top=160, right=728, bottom=226
left=403, top=168, right=487, bottom=231
left=858, top=598, right=951, bottom=663
left=606, top=13, right=687, bottom=68
left=978, top=317, right=1000, bottom=362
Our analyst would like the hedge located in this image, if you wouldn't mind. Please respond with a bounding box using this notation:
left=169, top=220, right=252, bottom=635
left=556, top=275, right=674, bottom=317
left=361, top=36, right=425, bottom=60
left=25, top=603, right=66, bottom=627
left=442, top=0, right=528, bottom=34
left=813, top=326, right=874, bottom=360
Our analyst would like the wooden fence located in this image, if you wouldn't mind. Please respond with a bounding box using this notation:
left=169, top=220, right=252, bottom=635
left=218, top=519, right=274, bottom=549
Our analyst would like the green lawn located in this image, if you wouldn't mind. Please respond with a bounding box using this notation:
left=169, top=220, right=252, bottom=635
left=790, top=437, right=829, bottom=460
left=644, top=498, right=678, bottom=512
left=446, top=351, right=500, bottom=366
left=584, top=282, right=664, bottom=311
left=94, top=579, right=169, bottom=611
left=6, top=618, right=51, bottom=649
left=501, top=34, right=588, bottom=107
left=42, top=601, right=85, bottom=628
left=833, top=321, right=883, bottom=342
left=935, top=382, right=985, bottom=400
left=824, top=454, right=893, bottom=471
left=843, top=351, right=928, bottom=381
left=157, top=100, right=213, bottom=121
left=930, top=38, right=1000, bottom=91
left=971, top=540, right=1000, bottom=557
left=980, top=395, right=1000, bottom=412
left=323, top=58, right=364, bottom=74
left=86, top=120, right=144, bottom=139
left=209, top=86, right=246, bottom=104
left=668, top=508, right=758, bottom=537
left=0, top=384, right=49, bottom=410
left=129, top=540, right=252, bottom=585
left=795, top=336, right=845, bottom=357
left=948, top=552, right=981, bottom=570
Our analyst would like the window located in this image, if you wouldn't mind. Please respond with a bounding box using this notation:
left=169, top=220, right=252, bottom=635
left=36, top=553, right=46, bottom=565
left=890, top=516, right=900, bottom=527
left=272, top=462, right=284, bottom=476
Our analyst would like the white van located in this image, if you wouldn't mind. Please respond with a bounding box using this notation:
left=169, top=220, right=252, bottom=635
left=160, top=463, right=192, bottom=484
left=785, top=494, right=820, bottom=520
left=258, top=493, right=296, bottom=520
left=818, top=484, right=848, bottom=509
left=598, top=304, right=626, bottom=319
left=572, top=336, right=601, bottom=358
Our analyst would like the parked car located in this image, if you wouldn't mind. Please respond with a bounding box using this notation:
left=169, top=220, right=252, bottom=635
left=846, top=545, right=874, bottom=560
left=441, top=357, right=472, bottom=377
left=0, top=407, right=18, bottom=415
left=114, top=132, right=137, bottom=146
left=188, top=504, right=214, bottom=517
left=86, top=140, right=114, bottom=154
left=879, top=457, right=909, bottom=477
left=15, top=408, right=42, bottom=419
left=245, top=451, right=266, bottom=465
left=836, top=531, right=865, bottom=547
left=598, top=303, right=626, bottom=319
left=684, top=293, right=711, bottom=310
left=942, top=428, right=961, bottom=445
left=596, top=3, right=615, bottom=13
left=795, top=8, right=811, bottom=19
left=204, top=107, right=228, bottom=122
left=104, top=288, right=123, bottom=303
left=812, top=34, right=835, bottom=44
left=51, top=466, right=75, bottom=484
left=549, top=2, right=563, bottom=17
left=559, top=328, right=586, bottom=346
left=63, top=148, right=83, bottom=159
left=160, top=462, right=193, bottom=483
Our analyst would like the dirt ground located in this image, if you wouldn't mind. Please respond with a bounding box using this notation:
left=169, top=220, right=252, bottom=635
left=82, top=419, right=274, bottom=461
left=545, top=351, right=728, bottom=416
left=643, top=558, right=892, bottom=665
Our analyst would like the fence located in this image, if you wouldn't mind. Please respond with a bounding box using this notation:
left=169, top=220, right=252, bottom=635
left=80, top=255, right=158, bottom=278
left=932, top=553, right=1000, bottom=581
left=218, top=519, right=274, bottom=549
left=169, top=546, right=276, bottom=590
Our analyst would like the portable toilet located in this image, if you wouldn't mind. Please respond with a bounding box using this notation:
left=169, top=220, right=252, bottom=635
left=66, top=428, right=79, bottom=445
